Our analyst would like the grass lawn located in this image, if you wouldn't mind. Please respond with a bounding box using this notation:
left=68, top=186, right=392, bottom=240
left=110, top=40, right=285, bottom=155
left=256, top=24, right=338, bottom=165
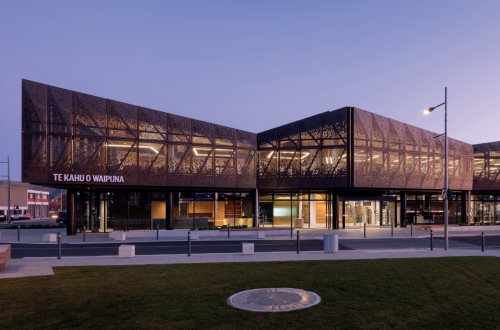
left=1, top=257, right=500, bottom=329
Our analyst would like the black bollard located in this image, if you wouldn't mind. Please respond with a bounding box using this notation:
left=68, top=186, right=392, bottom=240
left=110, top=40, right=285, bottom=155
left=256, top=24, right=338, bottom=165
left=482, top=232, right=485, bottom=252
left=430, top=229, right=433, bottom=251
left=188, top=231, right=191, bottom=257
left=83, top=225, right=86, bottom=242
left=391, top=223, right=393, bottom=237
left=411, top=224, right=413, bottom=237
left=364, top=223, right=366, bottom=238
left=57, top=232, right=62, bottom=259
left=228, top=224, right=230, bottom=239
left=157, top=224, right=159, bottom=240
left=297, top=231, right=300, bottom=254
left=17, top=225, right=20, bottom=241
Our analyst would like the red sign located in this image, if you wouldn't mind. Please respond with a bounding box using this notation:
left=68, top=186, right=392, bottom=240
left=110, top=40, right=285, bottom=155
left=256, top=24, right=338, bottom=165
left=441, top=188, right=446, bottom=200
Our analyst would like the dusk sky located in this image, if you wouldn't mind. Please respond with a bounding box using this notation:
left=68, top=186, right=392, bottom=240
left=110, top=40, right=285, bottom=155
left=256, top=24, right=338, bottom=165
left=1, top=0, right=499, bottom=181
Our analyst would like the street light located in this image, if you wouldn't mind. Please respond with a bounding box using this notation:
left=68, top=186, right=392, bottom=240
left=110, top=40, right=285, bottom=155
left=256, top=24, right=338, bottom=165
left=424, top=87, right=449, bottom=250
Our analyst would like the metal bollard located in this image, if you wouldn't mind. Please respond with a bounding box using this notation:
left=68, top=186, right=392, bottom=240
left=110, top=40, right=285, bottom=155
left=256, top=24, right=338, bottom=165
left=364, top=223, right=366, bottom=238
left=188, top=231, right=191, bottom=256
left=228, top=224, right=230, bottom=239
left=57, top=232, right=62, bottom=259
left=157, top=224, right=159, bottom=240
left=411, top=224, right=413, bottom=237
left=83, top=225, right=86, bottom=242
left=291, top=223, right=293, bottom=238
left=430, top=230, right=433, bottom=251
left=297, top=231, right=300, bottom=254
left=391, top=223, right=393, bottom=237
left=324, top=234, right=331, bottom=253
left=17, top=225, right=20, bottom=241
left=482, top=232, right=485, bottom=252
left=333, top=234, right=339, bottom=253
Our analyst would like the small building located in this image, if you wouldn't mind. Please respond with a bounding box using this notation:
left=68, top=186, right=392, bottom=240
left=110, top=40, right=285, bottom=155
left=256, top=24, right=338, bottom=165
left=0, top=185, right=28, bottom=219
left=27, top=190, right=49, bottom=218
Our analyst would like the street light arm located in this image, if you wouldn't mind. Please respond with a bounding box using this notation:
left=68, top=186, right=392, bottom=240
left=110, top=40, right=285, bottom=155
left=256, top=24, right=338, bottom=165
left=428, top=101, right=446, bottom=111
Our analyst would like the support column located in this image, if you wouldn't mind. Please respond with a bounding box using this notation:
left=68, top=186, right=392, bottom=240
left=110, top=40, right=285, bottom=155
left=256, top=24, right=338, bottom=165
left=461, top=191, right=467, bottom=224
left=342, top=201, right=345, bottom=229
left=468, top=190, right=472, bottom=224
left=332, top=193, right=339, bottom=229
left=67, top=189, right=76, bottom=236
left=400, top=192, right=407, bottom=228
left=254, top=188, right=259, bottom=227
left=167, top=191, right=174, bottom=230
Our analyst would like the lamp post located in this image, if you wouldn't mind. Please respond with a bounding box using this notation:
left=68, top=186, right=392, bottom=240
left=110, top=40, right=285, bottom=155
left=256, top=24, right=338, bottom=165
left=0, top=156, right=10, bottom=226
left=424, top=87, right=448, bottom=250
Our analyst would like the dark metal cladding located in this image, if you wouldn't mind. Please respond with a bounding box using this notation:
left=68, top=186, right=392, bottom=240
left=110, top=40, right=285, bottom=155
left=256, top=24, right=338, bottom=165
left=256, top=108, right=349, bottom=189
left=472, top=141, right=500, bottom=191
left=21, top=79, right=257, bottom=189
left=352, top=108, right=473, bottom=190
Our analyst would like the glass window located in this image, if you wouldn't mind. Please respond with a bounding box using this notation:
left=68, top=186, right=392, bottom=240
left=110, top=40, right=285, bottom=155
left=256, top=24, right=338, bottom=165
left=128, top=200, right=151, bottom=230
left=491, top=151, right=500, bottom=157
left=323, top=139, right=344, bottom=146
left=259, top=193, right=273, bottom=201
left=274, top=193, right=291, bottom=200
left=302, top=140, right=319, bottom=147
left=151, top=192, right=166, bottom=200
left=235, top=192, right=254, bottom=227
left=194, top=193, right=214, bottom=229
left=292, top=193, right=309, bottom=200
left=216, top=192, right=234, bottom=227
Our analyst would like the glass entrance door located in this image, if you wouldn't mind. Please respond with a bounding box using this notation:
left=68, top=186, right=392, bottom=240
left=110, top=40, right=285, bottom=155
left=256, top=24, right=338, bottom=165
left=343, top=200, right=397, bottom=227
left=381, top=201, right=396, bottom=226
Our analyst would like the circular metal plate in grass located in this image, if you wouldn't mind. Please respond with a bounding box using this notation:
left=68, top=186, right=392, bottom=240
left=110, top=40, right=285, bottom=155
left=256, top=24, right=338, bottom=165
left=227, top=288, right=321, bottom=312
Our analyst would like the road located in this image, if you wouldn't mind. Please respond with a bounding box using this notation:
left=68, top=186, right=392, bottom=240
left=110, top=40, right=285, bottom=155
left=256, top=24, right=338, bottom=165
left=8, top=235, right=497, bottom=259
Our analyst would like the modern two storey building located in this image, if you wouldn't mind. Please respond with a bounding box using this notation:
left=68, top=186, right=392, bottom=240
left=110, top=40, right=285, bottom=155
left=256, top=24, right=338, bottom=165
left=20, top=79, right=498, bottom=235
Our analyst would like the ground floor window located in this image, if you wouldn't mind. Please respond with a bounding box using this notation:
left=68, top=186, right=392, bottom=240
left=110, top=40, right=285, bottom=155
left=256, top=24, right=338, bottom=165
left=75, top=189, right=254, bottom=232
left=405, top=193, right=462, bottom=225
left=471, top=194, right=500, bottom=224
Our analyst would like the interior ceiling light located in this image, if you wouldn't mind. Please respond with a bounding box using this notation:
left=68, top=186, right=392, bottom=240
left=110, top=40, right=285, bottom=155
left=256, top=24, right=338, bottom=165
left=193, top=148, right=234, bottom=157
left=107, top=144, right=159, bottom=154
left=267, top=151, right=309, bottom=159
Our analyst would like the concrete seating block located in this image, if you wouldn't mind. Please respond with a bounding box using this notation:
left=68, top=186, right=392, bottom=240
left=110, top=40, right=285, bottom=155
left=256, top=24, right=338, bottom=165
left=43, top=233, right=57, bottom=242
left=115, top=232, right=126, bottom=241
left=190, top=231, right=199, bottom=240
left=257, top=231, right=265, bottom=239
left=0, top=245, right=11, bottom=271
left=242, top=243, right=254, bottom=255
left=119, top=245, right=135, bottom=258
left=108, top=232, right=116, bottom=239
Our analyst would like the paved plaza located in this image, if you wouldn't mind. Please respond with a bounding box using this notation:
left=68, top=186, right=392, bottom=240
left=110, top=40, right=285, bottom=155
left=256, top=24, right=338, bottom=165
left=0, top=226, right=497, bottom=245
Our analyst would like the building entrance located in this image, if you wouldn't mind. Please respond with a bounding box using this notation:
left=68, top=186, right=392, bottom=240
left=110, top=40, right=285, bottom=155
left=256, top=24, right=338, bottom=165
left=342, top=198, right=398, bottom=227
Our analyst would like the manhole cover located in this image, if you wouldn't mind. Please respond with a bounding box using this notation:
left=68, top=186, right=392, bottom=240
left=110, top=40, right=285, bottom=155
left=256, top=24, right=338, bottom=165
left=227, top=288, right=321, bottom=312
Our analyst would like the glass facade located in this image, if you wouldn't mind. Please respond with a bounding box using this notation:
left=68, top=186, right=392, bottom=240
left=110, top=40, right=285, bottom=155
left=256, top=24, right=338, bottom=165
left=258, top=192, right=339, bottom=229
left=471, top=194, right=500, bottom=224
left=76, top=189, right=254, bottom=232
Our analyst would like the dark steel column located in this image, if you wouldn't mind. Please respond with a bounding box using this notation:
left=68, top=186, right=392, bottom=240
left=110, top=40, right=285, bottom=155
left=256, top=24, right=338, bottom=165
left=254, top=188, right=258, bottom=227
left=342, top=200, right=346, bottom=229
left=167, top=191, right=174, bottom=230
left=332, top=193, right=339, bottom=229
left=67, top=189, right=77, bottom=236
left=461, top=191, right=467, bottom=224
left=400, top=192, right=407, bottom=228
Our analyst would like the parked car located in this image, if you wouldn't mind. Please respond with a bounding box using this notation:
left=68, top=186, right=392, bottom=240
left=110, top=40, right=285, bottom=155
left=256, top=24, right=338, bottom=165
left=57, top=211, right=67, bottom=224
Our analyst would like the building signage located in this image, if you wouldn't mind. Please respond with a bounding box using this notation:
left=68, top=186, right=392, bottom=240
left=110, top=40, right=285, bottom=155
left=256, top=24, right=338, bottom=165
left=52, top=174, right=125, bottom=183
